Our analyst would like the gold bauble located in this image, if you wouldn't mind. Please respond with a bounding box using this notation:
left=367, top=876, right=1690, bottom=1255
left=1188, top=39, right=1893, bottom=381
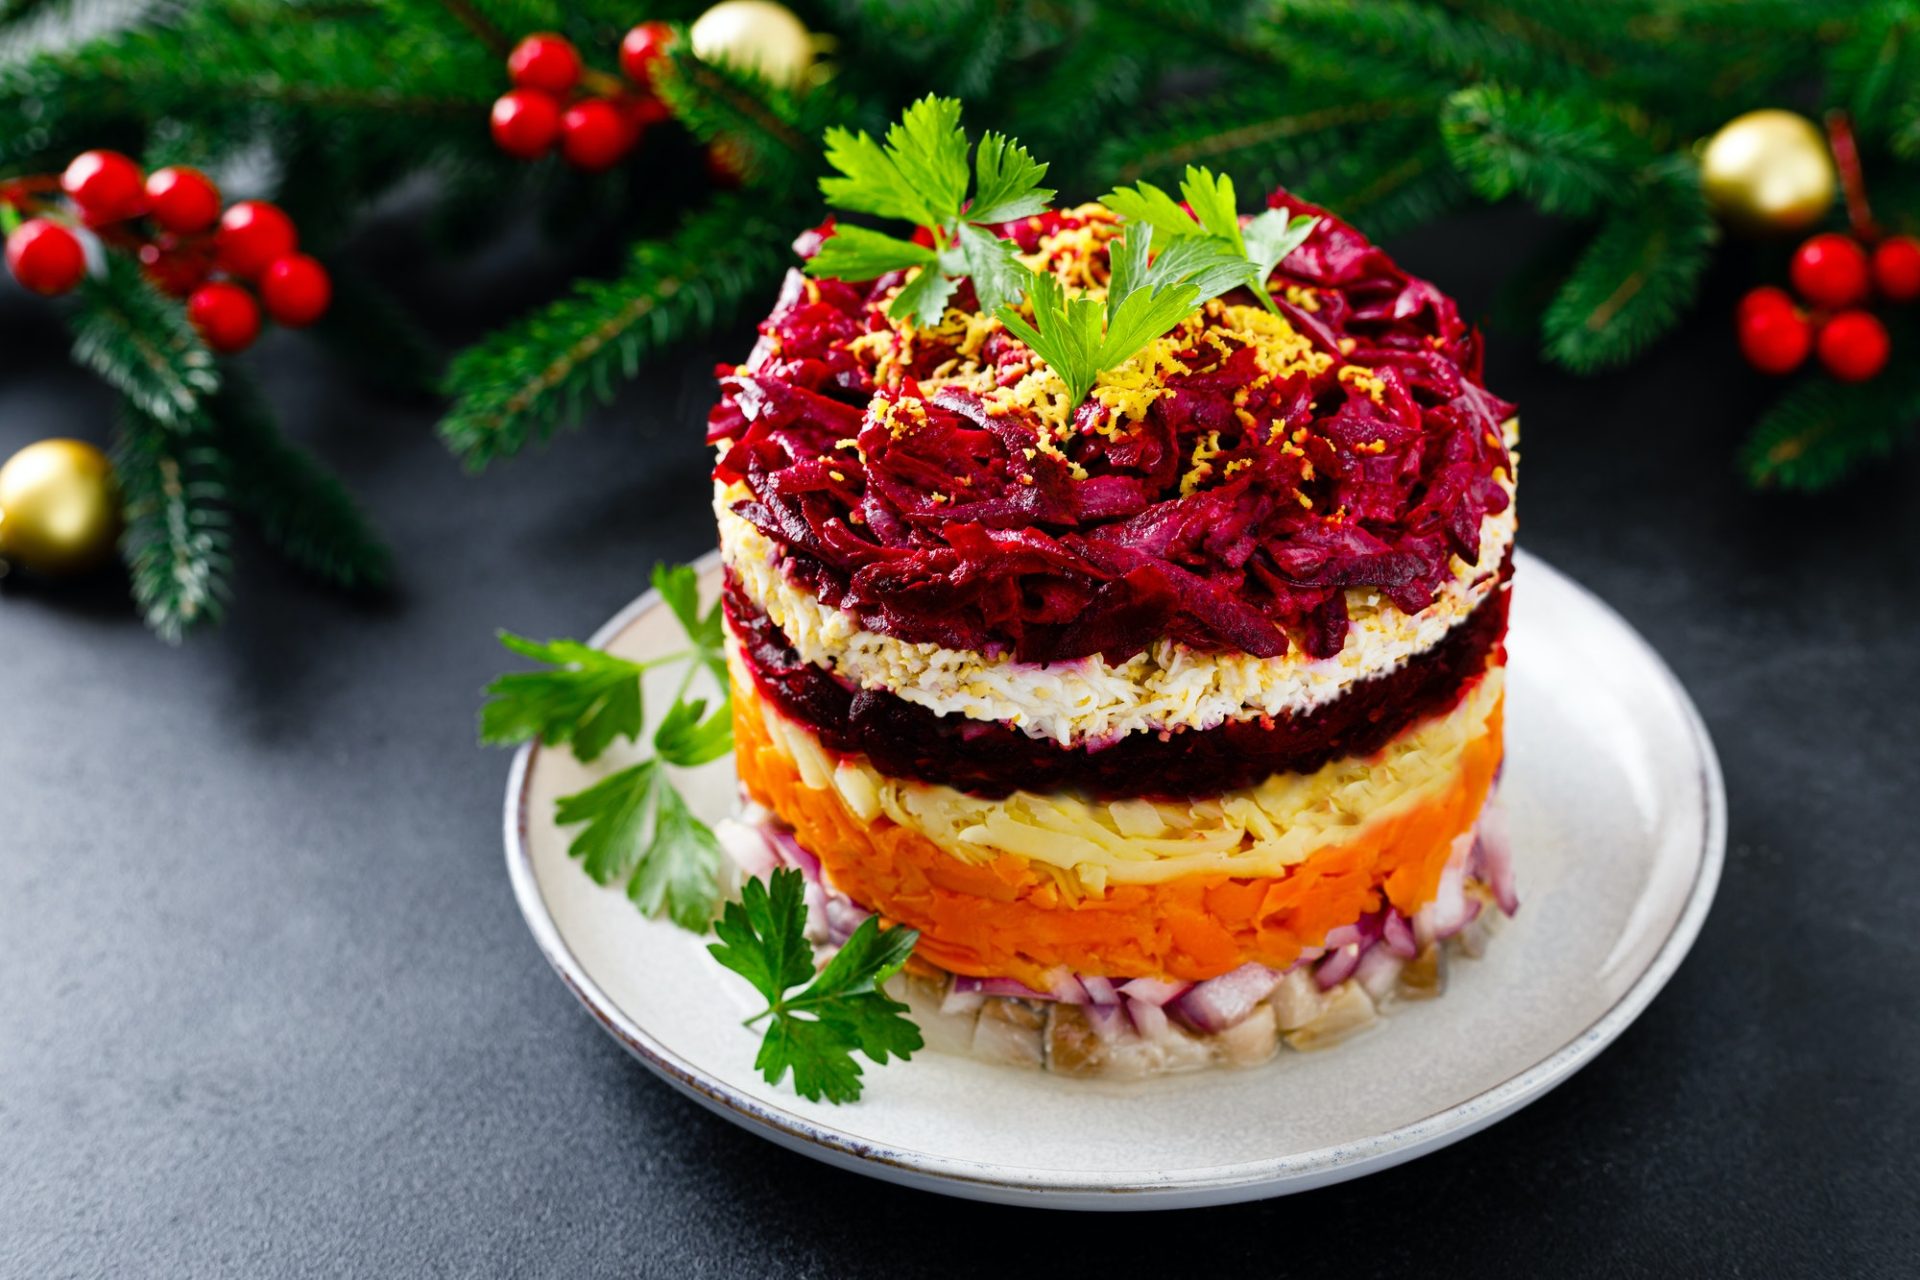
left=1700, top=109, right=1837, bottom=235
left=689, top=0, right=814, bottom=90
left=0, top=438, right=122, bottom=576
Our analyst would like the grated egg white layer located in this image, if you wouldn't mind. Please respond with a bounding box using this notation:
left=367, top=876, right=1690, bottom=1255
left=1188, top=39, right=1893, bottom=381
left=715, top=471, right=1515, bottom=747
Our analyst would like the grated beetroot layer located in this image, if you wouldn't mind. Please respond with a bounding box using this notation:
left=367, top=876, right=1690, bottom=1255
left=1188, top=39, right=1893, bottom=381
left=709, top=192, right=1516, bottom=665
left=723, top=557, right=1510, bottom=802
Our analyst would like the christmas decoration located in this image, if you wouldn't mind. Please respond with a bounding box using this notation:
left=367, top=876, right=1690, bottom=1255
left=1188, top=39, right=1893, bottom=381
left=1700, top=110, right=1837, bottom=235
left=144, top=166, right=221, bottom=235
left=260, top=255, right=333, bottom=328
left=214, top=200, right=297, bottom=279
left=1871, top=236, right=1920, bottom=302
left=1815, top=311, right=1890, bottom=382
left=559, top=98, right=633, bottom=171
left=188, top=281, right=261, bottom=353
left=688, top=1, right=812, bottom=90
left=0, top=128, right=363, bottom=639
left=620, top=22, right=675, bottom=89
left=0, top=0, right=1916, bottom=641
left=1790, top=233, right=1870, bottom=309
left=0, top=438, right=122, bottom=576
left=1737, top=290, right=1813, bottom=376
left=507, top=33, right=583, bottom=97
left=5, top=218, right=86, bottom=296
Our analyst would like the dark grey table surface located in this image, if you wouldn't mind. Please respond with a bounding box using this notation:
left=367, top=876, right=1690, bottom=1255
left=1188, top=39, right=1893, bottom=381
left=3, top=204, right=1915, bottom=1280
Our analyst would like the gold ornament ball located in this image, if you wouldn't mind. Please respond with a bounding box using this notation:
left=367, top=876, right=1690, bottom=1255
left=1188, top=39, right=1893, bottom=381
left=690, top=0, right=814, bottom=90
left=1700, top=109, right=1837, bottom=234
left=0, top=438, right=122, bottom=576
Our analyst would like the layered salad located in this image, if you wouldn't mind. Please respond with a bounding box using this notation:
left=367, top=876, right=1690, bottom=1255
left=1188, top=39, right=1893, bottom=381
left=709, top=186, right=1519, bottom=1079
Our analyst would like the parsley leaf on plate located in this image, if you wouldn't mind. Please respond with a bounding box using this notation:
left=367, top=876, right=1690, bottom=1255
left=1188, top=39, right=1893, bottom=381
left=1103, top=165, right=1319, bottom=315
left=483, top=560, right=734, bottom=933
left=554, top=759, right=723, bottom=931
left=710, top=869, right=924, bottom=1104
left=480, top=634, right=646, bottom=763
left=808, top=95, right=1053, bottom=326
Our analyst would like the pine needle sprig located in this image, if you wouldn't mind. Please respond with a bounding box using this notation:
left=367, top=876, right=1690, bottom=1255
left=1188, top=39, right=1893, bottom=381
left=1440, top=84, right=1653, bottom=217
left=437, top=195, right=790, bottom=470
left=113, top=403, right=233, bottom=643
left=211, top=379, right=393, bottom=591
left=652, top=45, right=832, bottom=192
left=1259, top=0, right=1558, bottom=88
left=1540, top=160, right=1717, bottom=373
left=1741, top=367, right=1920, bottom=492
left=69, top=254, right=220, bottom=429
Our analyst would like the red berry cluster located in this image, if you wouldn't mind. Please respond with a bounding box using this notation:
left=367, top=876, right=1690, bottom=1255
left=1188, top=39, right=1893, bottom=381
left=489, top=24, right=675, bottom=171
left=1737, top=231, right=1920, bottom=382
left=2, top=150, right=331, bottom=355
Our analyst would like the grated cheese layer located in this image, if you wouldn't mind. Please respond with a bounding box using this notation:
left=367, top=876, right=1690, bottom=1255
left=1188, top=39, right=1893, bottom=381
left=735, top=656, right=1505, bottom=894
left=715, top=467, right=1516, bottom=747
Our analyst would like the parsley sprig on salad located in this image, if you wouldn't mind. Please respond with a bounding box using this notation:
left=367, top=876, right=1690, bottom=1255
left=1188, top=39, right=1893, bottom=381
left=806, top=95, right=1053, bottom=323
left=810, top=97, right=1319, bottom=407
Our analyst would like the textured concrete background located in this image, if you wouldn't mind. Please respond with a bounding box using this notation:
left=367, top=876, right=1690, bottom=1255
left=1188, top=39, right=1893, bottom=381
left=3, top=203, right=1914, bottom=1278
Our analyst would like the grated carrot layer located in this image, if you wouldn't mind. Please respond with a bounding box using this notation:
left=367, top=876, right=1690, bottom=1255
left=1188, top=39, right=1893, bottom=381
left=734, top=685, right=1504, bottom=986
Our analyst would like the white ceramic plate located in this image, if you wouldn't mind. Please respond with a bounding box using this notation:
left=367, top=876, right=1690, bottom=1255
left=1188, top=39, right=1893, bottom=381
left=505, top=550, right=1724, bottom=1210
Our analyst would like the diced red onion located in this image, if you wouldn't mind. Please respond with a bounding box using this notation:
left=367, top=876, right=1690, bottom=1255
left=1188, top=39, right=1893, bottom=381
left=1127, top=996, right=1171, bottom=1040
left=1085, top=1003, right=1127, bottom=1041
left=1048, top=971, right=1090, bottom=1004
left=822, top=893, right=870, bottom=945
left=1322, top=914, right=1381, bottom=952
left=1078, top=975, right=1121, bottom=1005
left=1171, top=963, right=1282, bottom=1033
left=1316, top=943, right=1363, bottom=990
left=1382, top=910, right=1417, bottom=959
left=765, top=827, right=822, bottom=881
left=1119, top=977, right=1191, bottom=1005
left=714, top=818, right=777, bottom=879
left=1471, top=802, right=1519, bottom=916
left=1354, top=943, right=1403, bottom=1001
left=953, top=975, right=1051, bottom=1000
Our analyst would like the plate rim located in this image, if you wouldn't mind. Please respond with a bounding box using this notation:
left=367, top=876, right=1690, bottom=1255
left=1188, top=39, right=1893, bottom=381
left=502, top=547, right=1726, bottom=1209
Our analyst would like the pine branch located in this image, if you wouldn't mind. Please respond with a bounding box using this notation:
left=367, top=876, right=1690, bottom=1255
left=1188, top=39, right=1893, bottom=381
left=1260, top=0, right=1558, bottom=87
left=113, top=402, right=232, bottom=643
left=653, top=48, right=844, bottom=192
left=438, top=195, right=791, bottom=470
left=1740, top=373, right=1920, bottom=492
left=69, top=253, right=220, bottom=429
left=212, top=378, right=392, bottom=590
left=1441, top=84, right=1652, bottom=217
left=1093, top=87, right=1438, bottom=186
left=1540, top=160, right=1715, bottom=373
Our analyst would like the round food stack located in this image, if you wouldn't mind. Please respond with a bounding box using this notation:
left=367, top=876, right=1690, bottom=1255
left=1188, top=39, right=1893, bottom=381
left=709, top=196, right=1519, bottom=1079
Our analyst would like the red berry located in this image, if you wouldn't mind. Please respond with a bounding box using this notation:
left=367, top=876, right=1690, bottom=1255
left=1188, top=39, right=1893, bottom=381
left=560, top=99, right=632, bottom=171
left=507, top=33, right=582, bottom=96
left=60, top=150, right=146, bottom=223
left=490, top=88, right=562, bottom=159
left=1790, top=233, right=1870, bottom=310
left=1737, top=286, right=1795, bottom=327
left=5, top=218, right=86, bottom=296
left=137, top=238, right=212, bottom=297
left=215, top=201, right=297, bottom=279
left=187, top=281, right=261, bottom=354
left=1737, top=298, right=1812, bottom=375
left=144, top=166, right=222, bottom=235
left=619, top=22, right=675, bottom=89
left=259, top=253, right=332, bottom=327
left=1870, top=235, right=1920, bottom=303
left=1815, top=310, right=1890, bottom=382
